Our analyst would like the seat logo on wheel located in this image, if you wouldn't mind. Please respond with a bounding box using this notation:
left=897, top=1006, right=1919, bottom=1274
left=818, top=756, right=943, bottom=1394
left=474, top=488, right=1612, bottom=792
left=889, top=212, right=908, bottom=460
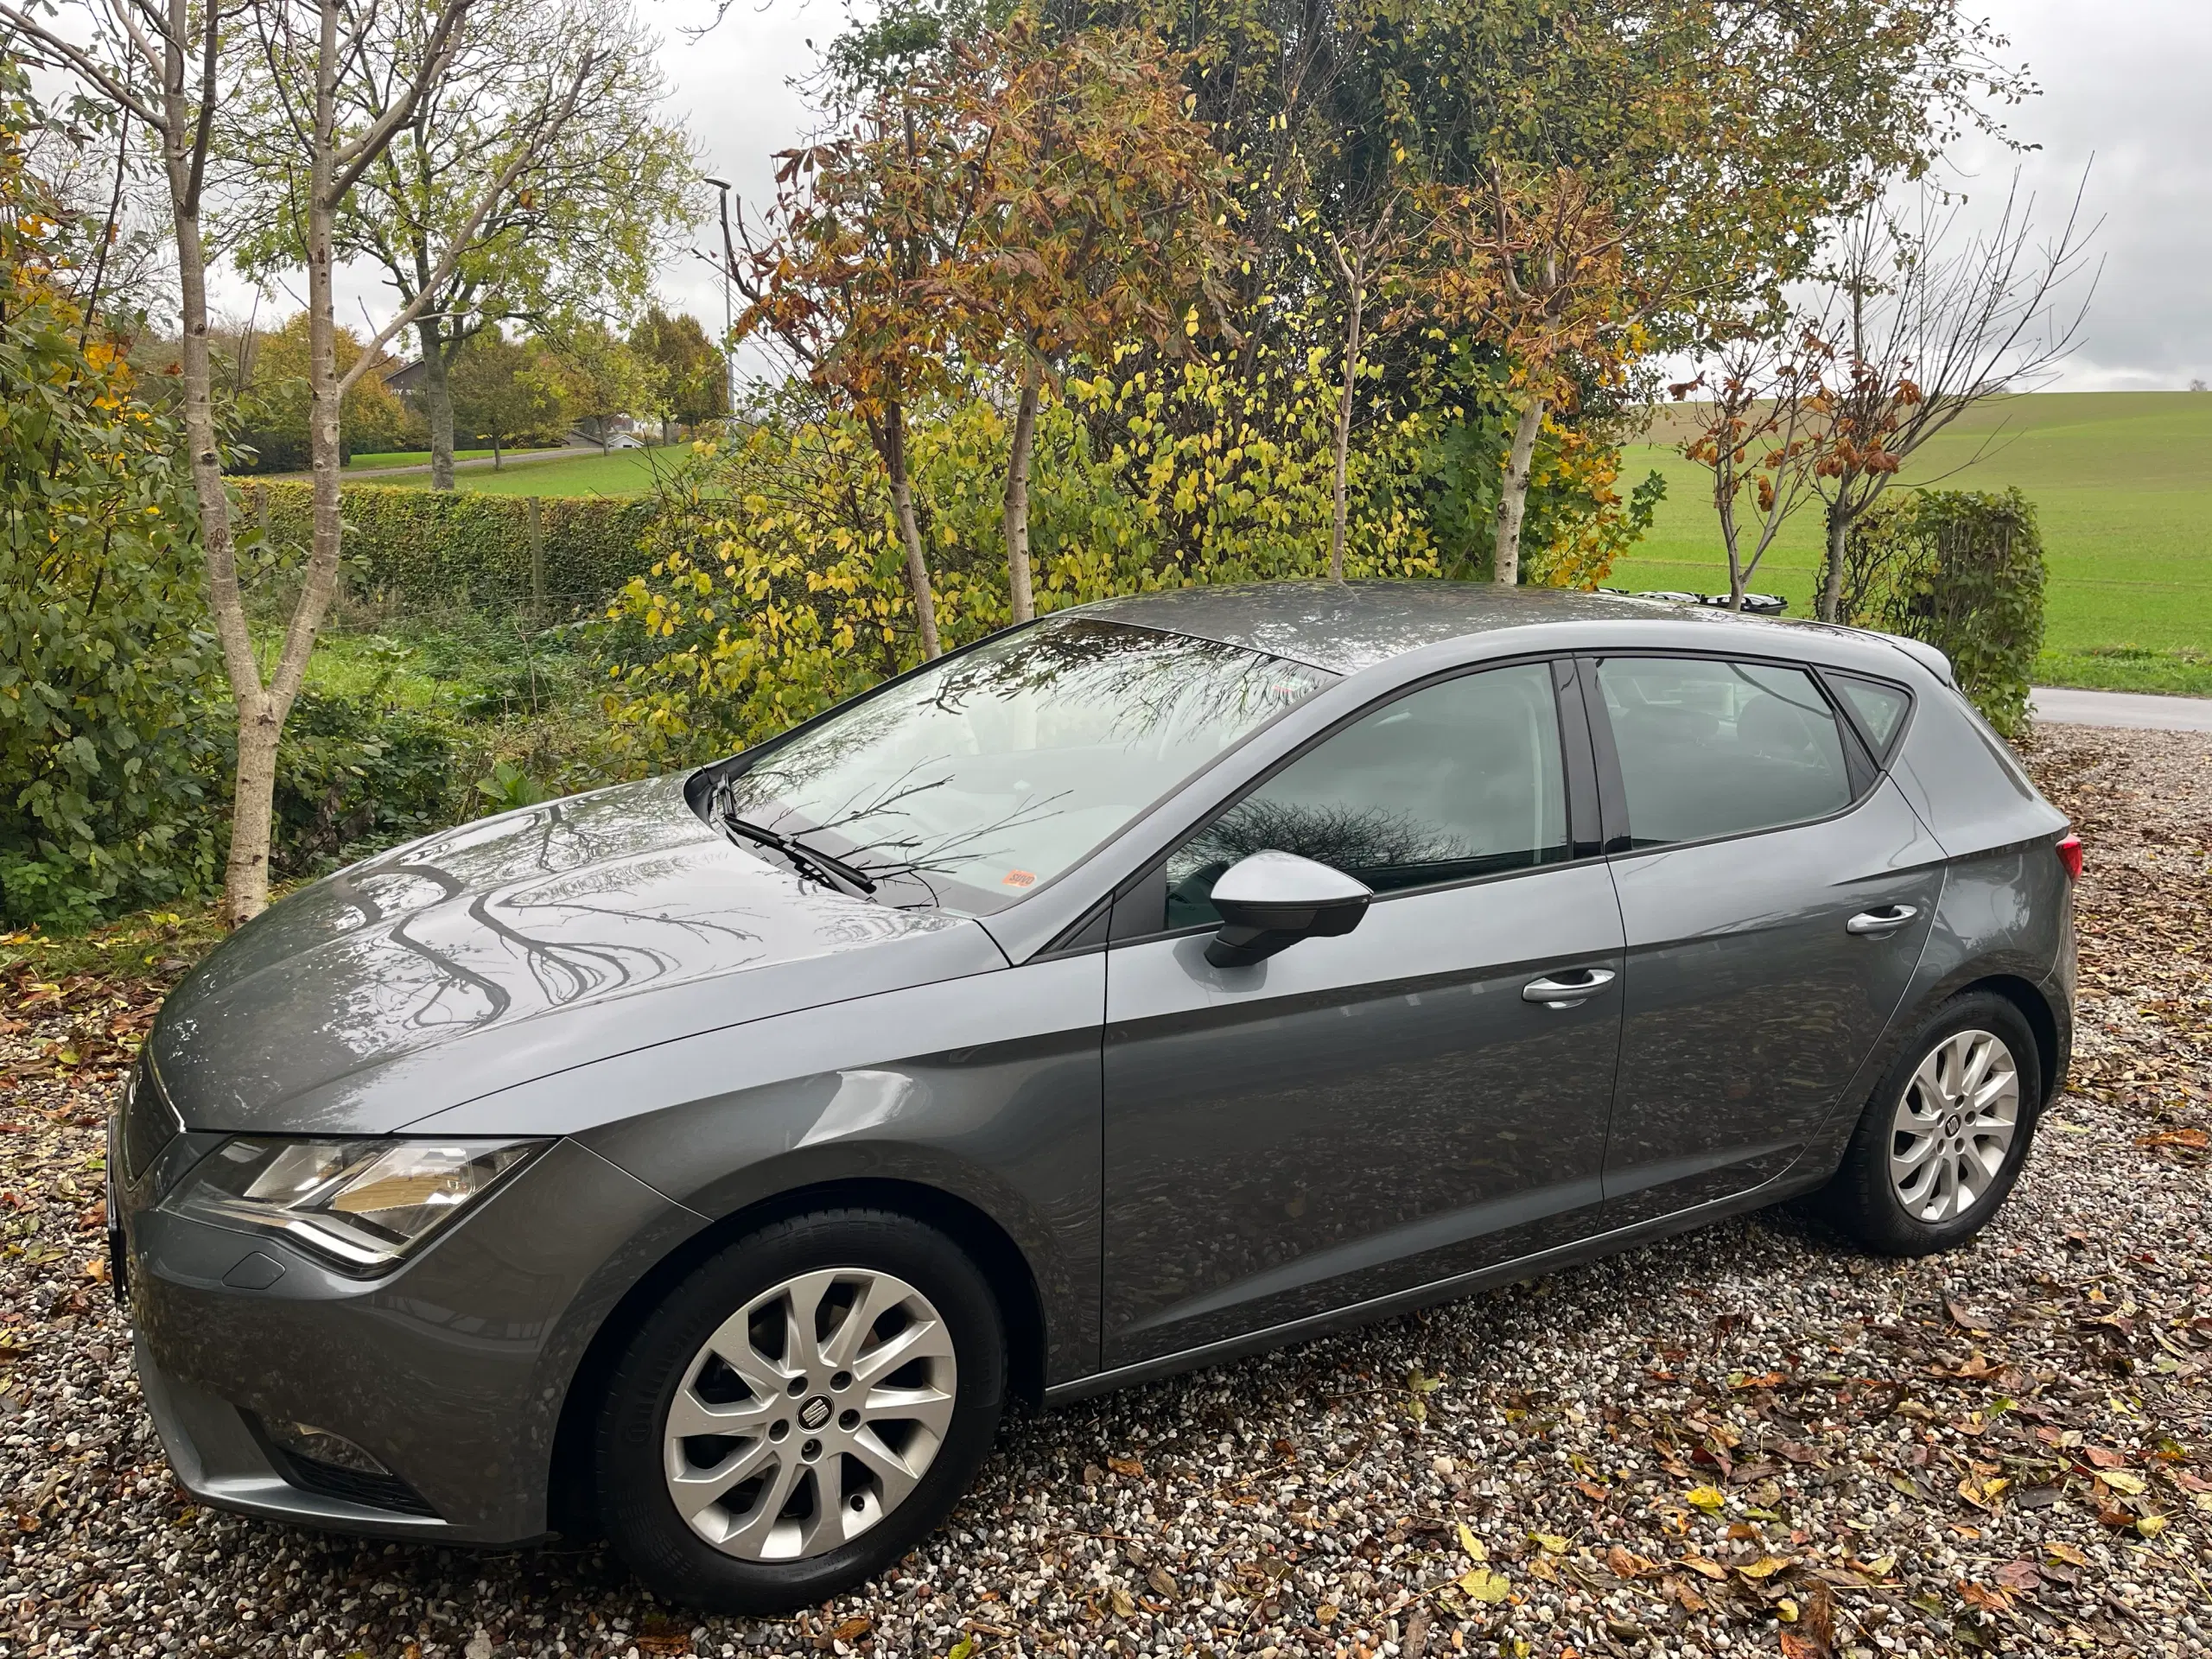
left=798, top=1395, right=833, bottom=1432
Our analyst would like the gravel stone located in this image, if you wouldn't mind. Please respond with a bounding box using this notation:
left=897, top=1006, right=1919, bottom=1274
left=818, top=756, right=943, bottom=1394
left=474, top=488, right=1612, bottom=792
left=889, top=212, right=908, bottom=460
left=3, top=725, right=2207, bottom=1657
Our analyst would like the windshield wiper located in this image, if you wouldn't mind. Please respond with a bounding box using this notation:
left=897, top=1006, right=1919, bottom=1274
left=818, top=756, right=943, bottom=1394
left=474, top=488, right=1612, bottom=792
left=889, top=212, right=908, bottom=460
left=718, top=810, right=879, bottom=898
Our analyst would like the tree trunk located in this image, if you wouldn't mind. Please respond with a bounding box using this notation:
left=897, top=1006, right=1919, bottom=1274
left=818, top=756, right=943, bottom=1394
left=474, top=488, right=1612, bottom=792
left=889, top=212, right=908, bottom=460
left=1330, top=263, right=1365, bottom=584
left=418, top=316, right=456, bottom=489
left=1002, top=358, right=1041, bottom=623
left=491, top=429, right=502, bottom=469
left=1820, top=505, right=1848, bottom=623
left=878, top=406, right=941, bottom=658
left=1492, top=393, right=1545, bottom=585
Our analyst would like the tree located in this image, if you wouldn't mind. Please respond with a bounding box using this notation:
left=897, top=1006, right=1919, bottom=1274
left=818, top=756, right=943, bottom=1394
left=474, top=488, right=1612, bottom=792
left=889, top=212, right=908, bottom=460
left=224, top=0, right=676, bottom=491
left=237, top=308, right=411, bottom=467
left=733, top=73, right=999, bottom=660
left=1319, top=188, right=1407, bottom=582
left=630, top=304, right=725, bottom=438
left=1670, top=326, right=1827, bottom=609
left=1803, top=177, right=2094, bottom=621
left=543, top=315, right=652, bottom=448
left=957, top=14, right=1236, bottom=620
left=448, top=323, right=567, bottom=462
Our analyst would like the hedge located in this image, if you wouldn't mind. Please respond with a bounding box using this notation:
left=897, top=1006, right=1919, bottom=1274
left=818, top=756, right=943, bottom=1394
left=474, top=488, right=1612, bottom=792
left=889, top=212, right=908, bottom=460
left=236, top=480, right=659, bottom=613
left=1844, top=486, right=2047, bottom=737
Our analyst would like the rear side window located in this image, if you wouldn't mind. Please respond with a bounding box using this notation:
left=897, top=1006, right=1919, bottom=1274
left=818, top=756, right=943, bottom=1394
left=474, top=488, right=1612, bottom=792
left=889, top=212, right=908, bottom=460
left=1596, top=657, right=1853, bottom=848
left=1162, top=661, right=1570, bottom=927
left=1829, top=672, right=1913, bottom=756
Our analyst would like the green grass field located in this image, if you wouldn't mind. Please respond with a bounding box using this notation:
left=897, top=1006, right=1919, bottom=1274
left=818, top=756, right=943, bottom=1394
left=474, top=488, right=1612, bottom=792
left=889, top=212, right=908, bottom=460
left=1612, top=391, right=2212, bottom=694
left=367, top=445, right=676, bottom=496
left=344, top=448, right=494, bottom=470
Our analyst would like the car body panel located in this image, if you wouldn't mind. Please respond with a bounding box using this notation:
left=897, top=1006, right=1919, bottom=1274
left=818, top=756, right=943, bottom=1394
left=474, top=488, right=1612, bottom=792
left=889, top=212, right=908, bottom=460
left=1599, top=779, right=1948, bottom=1224
left=1100, top=860, right=1624, bottom=1365
left=118, top=582, right=2077, bottom=1548
left=417, top=953, right=1109, bottom=1385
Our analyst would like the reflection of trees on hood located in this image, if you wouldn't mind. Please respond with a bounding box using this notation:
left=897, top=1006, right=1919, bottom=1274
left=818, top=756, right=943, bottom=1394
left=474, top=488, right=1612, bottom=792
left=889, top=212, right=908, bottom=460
left=1179, top=798, right=1470, bottom=878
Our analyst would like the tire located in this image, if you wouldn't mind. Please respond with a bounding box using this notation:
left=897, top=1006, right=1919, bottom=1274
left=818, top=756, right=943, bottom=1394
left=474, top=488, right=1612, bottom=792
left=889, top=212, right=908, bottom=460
left=594, top=1208, right=1006, bottom=1613
left=1820, top=991, right=2044, bottom=1256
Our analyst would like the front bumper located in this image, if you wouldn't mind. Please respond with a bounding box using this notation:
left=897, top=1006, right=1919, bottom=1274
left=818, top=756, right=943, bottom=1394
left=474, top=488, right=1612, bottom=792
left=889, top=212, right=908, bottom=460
left=113, top=1129, right=705, bottom=1543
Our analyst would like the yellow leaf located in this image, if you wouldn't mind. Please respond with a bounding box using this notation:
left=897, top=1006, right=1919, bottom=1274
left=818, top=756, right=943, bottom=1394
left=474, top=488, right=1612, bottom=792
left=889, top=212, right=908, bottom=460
left=2100, top=1470, right=2146, bottom=1496
left=1459, top=1567, right=1511, bottom=1604
left=1686, top=1485, right=1727, bottom=1513
left=1458, top=1522, right=1487, bottom=1563
left=2136, top=1514, right=2168, bottom=1538
left=1679, top=1557, right=1729, bottom=1581
left=1736, top=1555, right=1793, bottom=1580
left=1530, top=1532, right=1569, bottom=1555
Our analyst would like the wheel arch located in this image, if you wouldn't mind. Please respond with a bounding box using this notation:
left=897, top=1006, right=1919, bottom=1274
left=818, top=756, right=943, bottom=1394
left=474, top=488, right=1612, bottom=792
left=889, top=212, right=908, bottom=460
left=1959, top=971, right=2063, bottom=1106
left=544, top=1175, right=1048, bottom=1539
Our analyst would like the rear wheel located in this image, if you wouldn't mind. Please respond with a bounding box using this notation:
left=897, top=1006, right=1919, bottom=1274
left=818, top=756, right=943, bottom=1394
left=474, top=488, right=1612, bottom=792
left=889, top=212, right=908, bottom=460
left=595, top=1209, right=1005, bottom=1612
left=1820, top=992, right=2044, bottom=1255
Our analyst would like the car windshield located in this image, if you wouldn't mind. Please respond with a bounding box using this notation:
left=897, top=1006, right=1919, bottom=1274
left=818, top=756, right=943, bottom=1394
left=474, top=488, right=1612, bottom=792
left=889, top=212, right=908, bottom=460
left=713, top=616, right=1336, bottom=913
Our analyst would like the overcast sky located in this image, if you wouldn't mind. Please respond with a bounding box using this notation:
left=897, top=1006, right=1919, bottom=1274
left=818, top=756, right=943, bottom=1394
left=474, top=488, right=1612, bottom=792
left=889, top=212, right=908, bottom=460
left=297, top=0, right=2211, bottom=391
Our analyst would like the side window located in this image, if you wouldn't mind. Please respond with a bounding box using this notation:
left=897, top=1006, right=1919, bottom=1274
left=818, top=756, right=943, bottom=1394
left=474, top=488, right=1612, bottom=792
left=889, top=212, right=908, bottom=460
left=1161, top=662, right=1569, bottom=929
left=1595, top=657, right=1853, bottom=849
left=1829, top=671, right=1913, bottom=757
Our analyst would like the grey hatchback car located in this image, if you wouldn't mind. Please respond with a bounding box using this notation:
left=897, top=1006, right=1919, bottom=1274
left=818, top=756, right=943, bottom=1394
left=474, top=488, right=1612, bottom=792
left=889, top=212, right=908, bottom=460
left=111, top=582, right=2076, bottom=1611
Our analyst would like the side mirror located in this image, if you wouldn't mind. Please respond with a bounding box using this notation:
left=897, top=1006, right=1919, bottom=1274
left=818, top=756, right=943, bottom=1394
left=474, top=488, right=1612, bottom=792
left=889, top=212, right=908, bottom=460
left=1205, top=849, right=1373, bottom=968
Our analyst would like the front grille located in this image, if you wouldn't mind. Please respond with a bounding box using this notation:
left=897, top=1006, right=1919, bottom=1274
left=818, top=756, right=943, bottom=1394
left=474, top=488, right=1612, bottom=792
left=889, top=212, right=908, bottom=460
left=119, top=1053, right=181, bottom=1182
left=280, top=1451, right=440, bottom=1517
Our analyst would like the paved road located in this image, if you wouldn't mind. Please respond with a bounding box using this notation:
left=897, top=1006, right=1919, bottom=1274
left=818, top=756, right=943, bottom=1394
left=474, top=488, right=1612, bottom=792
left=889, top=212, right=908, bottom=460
left=2031, top=685, right=2212, bottom=732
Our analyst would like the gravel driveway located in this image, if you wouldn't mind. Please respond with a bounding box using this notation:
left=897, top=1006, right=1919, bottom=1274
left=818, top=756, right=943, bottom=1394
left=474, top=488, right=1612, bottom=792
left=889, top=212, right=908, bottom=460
left=5, top=727, right=2208, bottom=1659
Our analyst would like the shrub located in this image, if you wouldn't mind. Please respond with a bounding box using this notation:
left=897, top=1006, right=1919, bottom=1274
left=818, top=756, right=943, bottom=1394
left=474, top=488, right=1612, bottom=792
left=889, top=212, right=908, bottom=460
left=238, top=480, right=658, bottom=613
left=1844, top=487, right=2047, bottom=736
left=263, top=690, right=459, bottom=877
left=0, top=98, right=227, bottom=926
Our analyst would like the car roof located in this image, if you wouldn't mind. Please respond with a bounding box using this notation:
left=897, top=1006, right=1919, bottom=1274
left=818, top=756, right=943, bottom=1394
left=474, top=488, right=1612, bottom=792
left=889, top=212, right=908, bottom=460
left=1068, top=580, right=1897, bottom=677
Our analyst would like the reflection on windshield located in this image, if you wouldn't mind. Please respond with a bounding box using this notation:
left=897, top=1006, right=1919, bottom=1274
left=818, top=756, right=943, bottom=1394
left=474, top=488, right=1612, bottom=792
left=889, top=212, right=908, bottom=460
left=717, top=618, right=1336, bottom=913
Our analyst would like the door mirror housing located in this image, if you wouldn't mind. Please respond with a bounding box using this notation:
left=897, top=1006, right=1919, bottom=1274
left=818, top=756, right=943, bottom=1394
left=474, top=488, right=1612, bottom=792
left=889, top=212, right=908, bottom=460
left=1205, top=850, right=1373, bottom=968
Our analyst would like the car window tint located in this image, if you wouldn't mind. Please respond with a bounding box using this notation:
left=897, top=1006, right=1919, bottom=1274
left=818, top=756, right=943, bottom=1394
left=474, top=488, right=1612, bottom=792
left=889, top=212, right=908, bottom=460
left=1830, top=673, right=1912, bottom=754
left=1596, top=657, right=1853, bottom=848
left=1162, top=662, right=1569, bottom=929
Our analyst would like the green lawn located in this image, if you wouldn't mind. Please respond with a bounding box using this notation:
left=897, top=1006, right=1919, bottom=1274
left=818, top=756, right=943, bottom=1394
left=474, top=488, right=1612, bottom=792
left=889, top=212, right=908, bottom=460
left=344, top=448, right=495, bottom=470
left=1611, top=391, right=2212, bottom=695
left=371, top=445, right=676, bottom=496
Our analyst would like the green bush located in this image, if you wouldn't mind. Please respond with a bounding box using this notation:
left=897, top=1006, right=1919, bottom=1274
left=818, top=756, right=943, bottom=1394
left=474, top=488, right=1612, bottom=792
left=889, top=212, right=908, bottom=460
left=1844, top=487, right=2047, bottom=737
left=262, top=690, right=459, bottom=877
left=238, top=480, right=658, bottom=612
left=1, top=97, right=227, bottom=927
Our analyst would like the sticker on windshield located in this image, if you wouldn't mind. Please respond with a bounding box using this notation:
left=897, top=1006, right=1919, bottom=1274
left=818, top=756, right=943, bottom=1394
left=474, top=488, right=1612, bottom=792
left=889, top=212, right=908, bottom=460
left=1001, top=869, right=1037, bottom=887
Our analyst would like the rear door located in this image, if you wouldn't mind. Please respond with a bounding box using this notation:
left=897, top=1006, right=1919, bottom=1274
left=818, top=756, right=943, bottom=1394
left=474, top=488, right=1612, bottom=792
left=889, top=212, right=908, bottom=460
left=1099, top=658, right=1625, bottom=1368
left=1585, top=654, right=1947, bottom=1226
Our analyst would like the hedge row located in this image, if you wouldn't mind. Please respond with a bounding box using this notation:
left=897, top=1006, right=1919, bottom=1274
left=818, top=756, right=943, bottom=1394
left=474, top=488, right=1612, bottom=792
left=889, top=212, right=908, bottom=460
left=1845, top=486, right=2047, bottom=737
left=237, top=480, right=659, bottom=612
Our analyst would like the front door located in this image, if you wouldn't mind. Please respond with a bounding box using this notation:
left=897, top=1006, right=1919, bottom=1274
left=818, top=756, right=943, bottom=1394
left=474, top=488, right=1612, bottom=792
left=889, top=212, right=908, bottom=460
left=1586, top=654, right=1948, bottom=1225
left=1100, top=659, right=1625, bottom=1369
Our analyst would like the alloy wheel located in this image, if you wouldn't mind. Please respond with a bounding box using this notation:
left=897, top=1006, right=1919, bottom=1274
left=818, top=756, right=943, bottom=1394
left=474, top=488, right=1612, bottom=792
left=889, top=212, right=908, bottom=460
left=1888, top=1028, right=2020, bottom=1224
left=662, top=1268, right=957, bottom=1561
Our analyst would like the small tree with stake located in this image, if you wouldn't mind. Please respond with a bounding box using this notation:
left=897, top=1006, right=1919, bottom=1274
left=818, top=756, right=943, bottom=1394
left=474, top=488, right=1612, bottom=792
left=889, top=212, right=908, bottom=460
left=1804, top=174, right=2096, bottom=622
left=731, top=73, right=997, bottom=661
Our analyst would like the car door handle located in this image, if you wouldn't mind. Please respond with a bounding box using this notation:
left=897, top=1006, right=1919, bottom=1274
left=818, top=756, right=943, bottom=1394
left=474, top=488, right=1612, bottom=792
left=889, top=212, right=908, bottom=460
left=1846, top=904, right=1920, bottom=936
left=1522, top=968, right=1617, bottom=1007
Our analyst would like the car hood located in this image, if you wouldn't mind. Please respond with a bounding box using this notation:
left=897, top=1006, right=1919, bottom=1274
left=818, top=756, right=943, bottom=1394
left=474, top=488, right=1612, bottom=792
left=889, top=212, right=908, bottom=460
left=151, top=776, right=1005, bottom=1135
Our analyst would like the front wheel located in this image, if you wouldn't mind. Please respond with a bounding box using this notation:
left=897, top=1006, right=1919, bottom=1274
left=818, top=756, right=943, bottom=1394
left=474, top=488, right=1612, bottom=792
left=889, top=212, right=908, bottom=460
left=594, top=1208, right=1006, bottom=1612
left=1819, top=992, right=2044, bottom=1255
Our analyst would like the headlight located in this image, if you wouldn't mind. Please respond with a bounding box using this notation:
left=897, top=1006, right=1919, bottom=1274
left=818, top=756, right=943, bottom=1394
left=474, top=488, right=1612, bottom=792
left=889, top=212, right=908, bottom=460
left=162, top=1137, right=546, bottom=1274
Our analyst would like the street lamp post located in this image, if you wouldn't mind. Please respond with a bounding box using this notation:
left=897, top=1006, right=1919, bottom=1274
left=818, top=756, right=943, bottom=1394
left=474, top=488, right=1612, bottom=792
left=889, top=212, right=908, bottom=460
left=703, top=175, right=737, bottom=420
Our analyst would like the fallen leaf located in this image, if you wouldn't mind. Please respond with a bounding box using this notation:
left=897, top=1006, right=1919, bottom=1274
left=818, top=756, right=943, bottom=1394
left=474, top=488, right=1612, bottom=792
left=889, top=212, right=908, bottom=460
left=1457, top=1522, right=1486, bottom=1563
left=1685, top=1484, right=1727, bottom=1513
left=2136, top=1514, right=2169, bottom=1538
left=1315, top=1602, right=1338, bottom=1625
left=1605, top=1547, right=1656, bottom=1580
left=1458, top=1567, right=1511, bottom=1605
left=1108, top=1587, right=1135, bottom=1618
left=1993, top=1559, right=2041, bottom=1593
left=1529, top=1531, right=1569, bottom=1554
left=1679, top=1556, right=1729, bottom=1581
left=1106, top=1454, right=1144, bottom=1478
left=829, top=1617, right=873, bottom=1643
left=2098, top=1469, right=2147, bottom=1497
left=2138, top=1128, right=2209, bottom=1150
left=2044, top=1541, right=2088, bottom=1567
left=1736, top=1555, right=1793, bottom=1580
left=1145, top=1564, right=1178, bottom=1600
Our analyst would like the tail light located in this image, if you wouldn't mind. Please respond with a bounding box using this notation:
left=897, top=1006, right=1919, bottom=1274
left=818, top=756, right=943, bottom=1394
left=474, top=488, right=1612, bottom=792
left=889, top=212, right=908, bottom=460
left=2056, top=833, right=2082, bottom=880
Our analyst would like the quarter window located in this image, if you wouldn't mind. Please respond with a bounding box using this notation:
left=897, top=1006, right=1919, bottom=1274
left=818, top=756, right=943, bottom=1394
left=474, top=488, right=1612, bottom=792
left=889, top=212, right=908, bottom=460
left=1829, top=672, right=1913, bottom=756
left=1162, top=662, right=1570, bottom=928
left=1596, top=657, right=1853, bottom=848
